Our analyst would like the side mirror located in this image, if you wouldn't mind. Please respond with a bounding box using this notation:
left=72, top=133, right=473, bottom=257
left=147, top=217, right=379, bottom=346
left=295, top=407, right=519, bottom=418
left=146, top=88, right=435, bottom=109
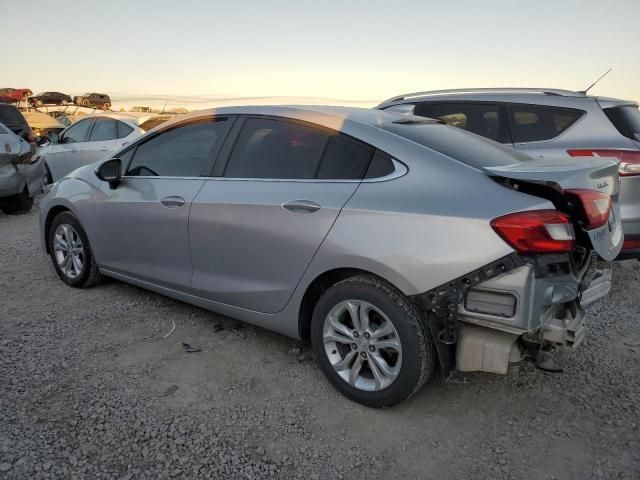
left=96, top=158, right=122, bottom=189
left=47, top=132, right=60, bottom=144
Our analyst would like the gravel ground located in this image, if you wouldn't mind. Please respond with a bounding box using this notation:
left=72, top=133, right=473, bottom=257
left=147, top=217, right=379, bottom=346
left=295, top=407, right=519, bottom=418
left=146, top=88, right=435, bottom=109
left=1, top=206, right=639, bottom=480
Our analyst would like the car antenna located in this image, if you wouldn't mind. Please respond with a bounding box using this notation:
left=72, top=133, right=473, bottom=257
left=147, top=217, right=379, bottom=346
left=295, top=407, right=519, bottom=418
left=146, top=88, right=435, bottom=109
left=578, top=68, right=612, bottom=95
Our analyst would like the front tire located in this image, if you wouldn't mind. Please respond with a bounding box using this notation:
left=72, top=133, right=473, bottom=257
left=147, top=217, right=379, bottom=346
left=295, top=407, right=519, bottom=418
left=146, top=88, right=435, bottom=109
left=0, top=187, right=33, bottom=214
left=48, top=212, right=102, bottom=288
left=310, top=275, right=435, bottom=407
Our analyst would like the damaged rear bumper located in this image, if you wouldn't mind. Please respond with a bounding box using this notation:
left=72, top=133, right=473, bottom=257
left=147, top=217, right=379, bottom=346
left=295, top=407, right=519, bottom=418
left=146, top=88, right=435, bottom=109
left=411, top=251, right=606, bottom=376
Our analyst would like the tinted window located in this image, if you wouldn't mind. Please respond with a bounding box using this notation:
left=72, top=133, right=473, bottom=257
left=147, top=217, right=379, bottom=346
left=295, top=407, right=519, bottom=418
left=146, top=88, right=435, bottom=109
left=116, top=121, right=134, bottom=138
left=316, top=135, right=373, bottom=179
left=63, top=119, right=92, bottom=143
left=365, top=151, right=395, bottom=178
left=604, top=106, right=640, bottom=142
left=382, top=122, right=530, bottom=169
left=509, top=105, right=583, bottom=143
left=419, top=103, right=508, bottom=143
left=89, top=119, right=118, bottom=141
left=225, top=118, right=327, bottom=179
left=126, top=120, right=228, bottom=177
left=0, top=105, right=27, bottom=128
left=138, top=115, right=172, bottom=132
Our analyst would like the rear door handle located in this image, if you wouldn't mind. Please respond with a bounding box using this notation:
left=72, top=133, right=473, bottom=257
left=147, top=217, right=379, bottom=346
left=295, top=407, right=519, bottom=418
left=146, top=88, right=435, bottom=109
left=282, top=200, right=321, bottom=214
left=160, top=196, right=185, bottom=208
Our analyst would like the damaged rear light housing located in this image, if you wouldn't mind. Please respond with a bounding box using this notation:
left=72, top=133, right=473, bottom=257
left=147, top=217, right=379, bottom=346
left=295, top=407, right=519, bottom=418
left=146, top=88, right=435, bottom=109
left=491, top=210, right=575, bottom=254
left=568, top=149, right=640, bottom=177
left=564, top=189, right=611, bottom=230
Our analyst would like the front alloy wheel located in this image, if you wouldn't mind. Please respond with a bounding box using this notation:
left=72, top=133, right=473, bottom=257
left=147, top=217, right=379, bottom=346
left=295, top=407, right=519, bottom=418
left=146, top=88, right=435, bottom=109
left=53, top=224, right=85, bottom=279
left=48, top=211, right=102, bottom=288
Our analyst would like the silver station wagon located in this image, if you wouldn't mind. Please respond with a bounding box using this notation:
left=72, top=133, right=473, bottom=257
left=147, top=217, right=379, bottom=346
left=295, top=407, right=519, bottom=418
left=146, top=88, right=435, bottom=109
left=40, top=106, right=622, bottom=406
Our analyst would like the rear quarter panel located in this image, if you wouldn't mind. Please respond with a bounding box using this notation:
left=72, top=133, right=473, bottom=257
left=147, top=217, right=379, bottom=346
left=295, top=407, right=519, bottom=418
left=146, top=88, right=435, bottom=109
left=301, top=141, right=554, bottom=296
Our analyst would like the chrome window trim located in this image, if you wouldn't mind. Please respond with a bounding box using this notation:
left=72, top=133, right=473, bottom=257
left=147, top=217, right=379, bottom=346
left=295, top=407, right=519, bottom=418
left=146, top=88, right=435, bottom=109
left=120, top=159, right=407, bottom=183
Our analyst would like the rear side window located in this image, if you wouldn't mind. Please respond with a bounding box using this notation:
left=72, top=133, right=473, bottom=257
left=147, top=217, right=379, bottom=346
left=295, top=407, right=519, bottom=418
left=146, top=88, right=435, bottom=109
left=89, top=119, right=118, bottom=141
left=418, top=102, right=509, bottom=143
left=225, top=118, right=376, bottom=180
left=63, top=119, right=93, bottom=143
left=225, top=118, right=327, bottom=179
left=316, top=135, right=373, bottom=179
left=126, top=120, right=230, bottom=177
left=604, top=106, right=640, bottom=142
left=116, top=121, right=134, bottom=138
left=509, top=105, right=583, bottom=143
left=364, top=151, right=395, bottom=178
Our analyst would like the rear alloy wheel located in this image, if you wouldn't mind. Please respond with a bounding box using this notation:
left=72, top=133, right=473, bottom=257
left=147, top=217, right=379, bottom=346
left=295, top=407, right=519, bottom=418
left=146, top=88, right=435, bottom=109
left=0, top=187, right=33, bottom=214
left=310, top=275, right=435, bottom=407
left=48, top=212, right=102, bottom=287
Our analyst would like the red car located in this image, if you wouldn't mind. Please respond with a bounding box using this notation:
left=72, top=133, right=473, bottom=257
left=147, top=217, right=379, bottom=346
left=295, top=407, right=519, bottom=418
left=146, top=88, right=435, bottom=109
left=0, top=88, right=33, bottom=103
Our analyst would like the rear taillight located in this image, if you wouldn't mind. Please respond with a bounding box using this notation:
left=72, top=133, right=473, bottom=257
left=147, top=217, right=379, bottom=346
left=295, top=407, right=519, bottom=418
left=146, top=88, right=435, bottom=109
left=564, top=189, right=611, bottom=230
left=622, top=237, right=640, bottom=250
left=490, top=210, right=575, bottom=254
left=567, top=149, right=640, bottom=177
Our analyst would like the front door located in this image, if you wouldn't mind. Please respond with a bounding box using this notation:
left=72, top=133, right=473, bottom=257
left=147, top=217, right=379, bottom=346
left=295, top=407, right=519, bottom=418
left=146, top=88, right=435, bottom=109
left=91, top=117, right=235, bottom=290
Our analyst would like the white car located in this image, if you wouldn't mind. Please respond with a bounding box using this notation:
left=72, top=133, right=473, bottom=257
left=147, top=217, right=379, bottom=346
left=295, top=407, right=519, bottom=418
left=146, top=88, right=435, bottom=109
left=41, top=112, right=173, bottom=184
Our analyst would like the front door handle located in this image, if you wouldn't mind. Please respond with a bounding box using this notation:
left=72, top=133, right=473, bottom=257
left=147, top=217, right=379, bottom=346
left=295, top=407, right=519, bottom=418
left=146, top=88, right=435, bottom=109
left=282, top=200, right=321, bottom=214
left=160, top=196, right=185, bottom=208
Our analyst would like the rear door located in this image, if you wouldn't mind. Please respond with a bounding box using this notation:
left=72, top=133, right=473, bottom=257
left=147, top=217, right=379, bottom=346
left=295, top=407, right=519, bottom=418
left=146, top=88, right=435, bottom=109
left=189, top=117, right=374, bottom=313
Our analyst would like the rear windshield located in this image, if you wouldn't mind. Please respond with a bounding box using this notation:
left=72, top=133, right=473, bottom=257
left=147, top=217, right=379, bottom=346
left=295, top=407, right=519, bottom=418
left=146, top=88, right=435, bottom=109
left=604, top=105, right=640, bottom=142
left=139, top=115, right=173, bottom=132
left=0, top=105, right=27, bottom=127
left=381, top=122, right=531, bottom=169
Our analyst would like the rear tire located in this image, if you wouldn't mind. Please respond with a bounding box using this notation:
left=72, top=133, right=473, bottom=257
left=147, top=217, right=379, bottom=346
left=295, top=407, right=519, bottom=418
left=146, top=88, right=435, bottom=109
left=0, top=187, right=33, bottom=214
left=48, top=212, right=102, bottom=288
left=310, top=275, right=435, bottom=407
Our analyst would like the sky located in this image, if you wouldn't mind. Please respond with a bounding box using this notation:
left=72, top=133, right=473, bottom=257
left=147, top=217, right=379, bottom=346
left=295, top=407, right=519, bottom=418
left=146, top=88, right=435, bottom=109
left=2, top=0, right=639, bottom=110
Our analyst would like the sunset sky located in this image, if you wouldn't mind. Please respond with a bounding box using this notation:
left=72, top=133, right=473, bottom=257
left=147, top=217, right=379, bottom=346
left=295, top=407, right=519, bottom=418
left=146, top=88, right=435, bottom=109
left=3, top=0, right=639, bottom=110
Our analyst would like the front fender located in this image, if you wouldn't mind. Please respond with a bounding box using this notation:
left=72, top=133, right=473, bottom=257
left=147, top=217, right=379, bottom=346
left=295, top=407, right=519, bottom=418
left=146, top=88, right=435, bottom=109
left=39, top=176, right=100, bottom=254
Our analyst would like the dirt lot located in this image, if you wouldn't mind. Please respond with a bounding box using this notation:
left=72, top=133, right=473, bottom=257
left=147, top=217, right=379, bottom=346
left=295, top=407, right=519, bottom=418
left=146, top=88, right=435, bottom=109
left=1, top=206, right=639, bottom=480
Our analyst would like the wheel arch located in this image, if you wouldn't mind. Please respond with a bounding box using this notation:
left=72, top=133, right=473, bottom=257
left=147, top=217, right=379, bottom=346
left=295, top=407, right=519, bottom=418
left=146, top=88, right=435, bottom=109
left=44, top=204, right=72, bottom=254
left=298, top=267, right=405, bottom=343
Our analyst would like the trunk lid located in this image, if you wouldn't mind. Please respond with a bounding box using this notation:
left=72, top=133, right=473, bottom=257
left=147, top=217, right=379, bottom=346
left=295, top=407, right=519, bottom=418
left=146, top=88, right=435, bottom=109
left=485, top=156, right=623, bottom=261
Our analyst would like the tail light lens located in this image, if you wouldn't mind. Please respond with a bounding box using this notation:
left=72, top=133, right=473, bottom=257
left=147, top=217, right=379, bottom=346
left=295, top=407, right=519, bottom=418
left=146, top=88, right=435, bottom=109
left=622, top=236, right=640, bottom=250
left=564, top=189, right=611, bottom=230
left=491, top=210, right=575, bottom=254
left=568, top=149, right=640, bottom=177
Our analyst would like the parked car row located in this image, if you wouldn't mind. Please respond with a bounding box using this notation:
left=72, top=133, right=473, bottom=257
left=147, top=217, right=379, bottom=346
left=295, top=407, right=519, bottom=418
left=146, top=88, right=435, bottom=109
left=38, top=87, right=633, bottom=407
left=1, top=88, right=112, bottom=110
left=377, top=88, right=640, bottom=259
left=0, top=104, right=40, bottom=214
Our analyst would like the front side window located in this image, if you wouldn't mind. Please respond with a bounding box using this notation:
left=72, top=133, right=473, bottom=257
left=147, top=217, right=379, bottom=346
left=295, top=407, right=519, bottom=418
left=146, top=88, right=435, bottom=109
left=63, top=119, right=93, bottom=143
left=509, top=104, right=584, bottom=143
left=224, top=118, right=374, bottom=180
left=126, top=119, right=229, bottom=177
left=89, top=118, right=118, bottom=141
left=418, top=102, right=508, bottom=143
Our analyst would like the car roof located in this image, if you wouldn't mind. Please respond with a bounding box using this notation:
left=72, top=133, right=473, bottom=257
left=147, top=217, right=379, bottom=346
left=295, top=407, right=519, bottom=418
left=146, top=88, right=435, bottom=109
left=91, top=111, right=172, bottom=125
left=174, top=105, right=414, bottom=131
left=377, top=88, right=638, bottom=109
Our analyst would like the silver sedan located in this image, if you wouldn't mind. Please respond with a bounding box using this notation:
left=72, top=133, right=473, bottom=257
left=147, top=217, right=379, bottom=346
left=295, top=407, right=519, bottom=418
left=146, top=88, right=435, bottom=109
left=39, top=106, right=622, bottom=406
